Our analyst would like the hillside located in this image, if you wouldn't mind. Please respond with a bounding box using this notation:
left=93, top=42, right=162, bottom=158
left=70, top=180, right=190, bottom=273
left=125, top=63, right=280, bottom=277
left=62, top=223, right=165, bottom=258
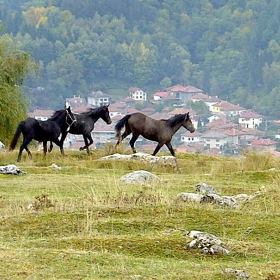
left=1, top=0, right=280, bottom=119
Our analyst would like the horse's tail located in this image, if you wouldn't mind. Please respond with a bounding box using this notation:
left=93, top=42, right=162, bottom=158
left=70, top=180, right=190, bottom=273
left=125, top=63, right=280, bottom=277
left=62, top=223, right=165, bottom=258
left=9, top=122, right=23, bottom=151
left=115, top=114, right=131, bottom=141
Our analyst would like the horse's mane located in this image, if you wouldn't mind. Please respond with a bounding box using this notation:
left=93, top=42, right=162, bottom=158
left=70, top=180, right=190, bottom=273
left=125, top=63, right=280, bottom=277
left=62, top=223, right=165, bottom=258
left=81, top=106, right=104, bottom=117
left=168, top=114, right=188, bottom=126
left=49, top=109, right=65, bottom=121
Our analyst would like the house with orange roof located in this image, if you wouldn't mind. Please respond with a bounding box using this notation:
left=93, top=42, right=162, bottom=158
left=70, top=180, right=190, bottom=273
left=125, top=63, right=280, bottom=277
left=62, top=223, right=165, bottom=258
left=240, top=128, right=265, bottom=140
left=28, top=109, right=54, bottom=121
left=141, top=107, right=156, bottom=116
left=176, top=143, right=204, bottom=154
left=73, top=105, right=91, bottom=114
left=212, top=101, right=245, bottom=116
left=203, top=96, right=221, bottom=111
left=249, top=138, right=277, bottom=152
left=238, top=110, right=263, bottom=129
left=205, top=118, right=237, bottom=130
left=149, top=112, right=171, bottom=120
left=222, top=128, right=243, bottom=145
left=166, top=84, right=204, bottom=103
left=66, top=95, right=87, bottom=109
left=200, top=131, right=228, bottom=149
left=190, top=93, right=209, bottom=102
left=153, top=91, right=169, bottom=101
left=168, top=107, right=196, bottom=116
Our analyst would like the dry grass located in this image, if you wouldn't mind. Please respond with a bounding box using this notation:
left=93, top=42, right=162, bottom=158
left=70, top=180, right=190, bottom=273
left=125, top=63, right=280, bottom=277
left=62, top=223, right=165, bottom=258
left=0, top=148, right=280, bottom=279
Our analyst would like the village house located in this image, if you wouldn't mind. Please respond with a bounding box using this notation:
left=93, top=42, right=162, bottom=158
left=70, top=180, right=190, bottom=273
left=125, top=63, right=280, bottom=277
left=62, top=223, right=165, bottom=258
left=87, top=90, right=111, bottom=107
left=181, top=131, right=202, bottom=143
left=152, top=91, right=169, bottom=101
left=211, top=101, right=245, bottom=117
left=66, top=95, right=87, bottom=109
left=128, top=87, right=147, bottom=101
left=202, top=96, right=222, bottom=111
left=190, top=93, right=210, bottom=102
left=238, top=110, right=263, bottom=129
left=249, top=138, right=277, bottom=152
left=166, top=84, right=204, bottom=103
left=29, top=108, right=54, bottom=121
left=200, top=131, right=228, bottom=149
left=222, top=128, right=243, bottom=145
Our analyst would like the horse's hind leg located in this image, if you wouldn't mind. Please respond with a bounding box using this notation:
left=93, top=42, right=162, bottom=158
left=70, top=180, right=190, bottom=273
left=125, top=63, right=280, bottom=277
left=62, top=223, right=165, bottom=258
left=115, top=127, right=131, bottom=147
left=52, top=139, right=65, bottom=156
left=18, top=139, right=32, bottom=162
left=129, top=133, right=139, bottom=153
left=48, top=141, right=53, bottom=153
left=80, top=134, right=93, bottom=154
left=43, top=141, right=48, bottom=158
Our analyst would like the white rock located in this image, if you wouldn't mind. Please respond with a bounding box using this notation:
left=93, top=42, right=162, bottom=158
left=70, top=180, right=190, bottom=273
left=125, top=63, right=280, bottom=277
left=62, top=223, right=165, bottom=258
left=176, top=192, right=203, bottom=203
left=119, top=170, right=161, bottom=185
left=0, top=164, right=27, bottom=175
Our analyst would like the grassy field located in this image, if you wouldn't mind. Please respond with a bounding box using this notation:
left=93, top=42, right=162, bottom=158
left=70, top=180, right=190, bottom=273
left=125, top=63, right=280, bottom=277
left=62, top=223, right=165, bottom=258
left=0, top=148, right=280, bottom=279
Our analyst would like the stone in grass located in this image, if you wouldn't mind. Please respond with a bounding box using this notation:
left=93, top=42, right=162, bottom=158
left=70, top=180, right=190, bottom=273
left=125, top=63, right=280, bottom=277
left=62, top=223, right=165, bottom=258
left=0, top=164, right=27, bottom=175
left=119, top=170, right=161, bottom=185
left=223, top=268, right=249, bottom=279
left=184, top=230, right=230, bottom=255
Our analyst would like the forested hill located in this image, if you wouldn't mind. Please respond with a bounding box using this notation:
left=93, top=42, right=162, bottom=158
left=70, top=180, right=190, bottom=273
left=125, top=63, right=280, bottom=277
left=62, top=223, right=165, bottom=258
left=1, top=0, right=280, bottom=118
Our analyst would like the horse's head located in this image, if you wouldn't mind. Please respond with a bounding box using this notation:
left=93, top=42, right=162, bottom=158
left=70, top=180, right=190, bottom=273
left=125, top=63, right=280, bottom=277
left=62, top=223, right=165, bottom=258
left=183, top=113, right=195, bottom=133
left=101, top=104, right=112, bottom=125
left=65, top=104, right=76, bottom=131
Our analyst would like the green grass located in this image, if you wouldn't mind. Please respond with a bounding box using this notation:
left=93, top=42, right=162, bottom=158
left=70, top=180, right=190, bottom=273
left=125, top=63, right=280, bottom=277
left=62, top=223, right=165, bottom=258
left=0, top=149, right=280, bottom=279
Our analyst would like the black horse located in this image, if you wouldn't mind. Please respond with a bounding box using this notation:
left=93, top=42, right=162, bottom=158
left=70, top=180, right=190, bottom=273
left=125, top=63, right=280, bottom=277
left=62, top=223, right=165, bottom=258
left=9, top=105, right=76, bottom=162
left=49, top=105, right=112, bottom=154
left=115, top=112, right=195, bottom=156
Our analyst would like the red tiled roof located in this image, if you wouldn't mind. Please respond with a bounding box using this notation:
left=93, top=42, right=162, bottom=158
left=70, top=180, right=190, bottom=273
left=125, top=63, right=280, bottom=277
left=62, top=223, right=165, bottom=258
left=251, top=138, right=277, bottom=146
left=153, top=91, right=169, bottom=97
left=213, top=101, right=245, bottom=111
left=169, top=108, right=196, bottom=116
left=29, top=109, right=54, bottom=118
left=167, top=84, right=203, bottom=93
left=149, top=112, right=171, bottom=120
left=191, top=93, right=209, bottom=100
left=239, top=110, right=262, bottom=119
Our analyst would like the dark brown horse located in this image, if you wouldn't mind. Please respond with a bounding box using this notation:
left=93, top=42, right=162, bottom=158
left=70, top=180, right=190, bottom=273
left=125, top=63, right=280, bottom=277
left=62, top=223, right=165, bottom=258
left=115, top=112, right=195, bottom=156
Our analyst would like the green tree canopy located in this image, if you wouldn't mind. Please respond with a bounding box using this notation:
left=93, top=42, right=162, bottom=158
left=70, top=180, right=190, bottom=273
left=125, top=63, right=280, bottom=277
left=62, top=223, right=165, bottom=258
left=0, top=35, right=37, bottom=144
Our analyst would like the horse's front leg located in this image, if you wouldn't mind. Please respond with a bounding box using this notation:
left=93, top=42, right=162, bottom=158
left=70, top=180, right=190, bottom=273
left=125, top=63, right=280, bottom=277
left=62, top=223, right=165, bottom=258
left=165, top=142, right=176, bottom=157
left=57, top=132, right=67, bottom=155
left=52, top=139, right=65, bottom=156
left=152, top=143, right=164, bottom=156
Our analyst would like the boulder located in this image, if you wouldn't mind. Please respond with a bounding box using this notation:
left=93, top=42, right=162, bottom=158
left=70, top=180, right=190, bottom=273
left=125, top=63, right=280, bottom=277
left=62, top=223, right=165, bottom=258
left=0, top=164, right=27, bottom=175
left=184, top=230, right=230, bottom=255
left=99, top=152, right=177, bottom=168
left=119, top=170, right=161, bottom=185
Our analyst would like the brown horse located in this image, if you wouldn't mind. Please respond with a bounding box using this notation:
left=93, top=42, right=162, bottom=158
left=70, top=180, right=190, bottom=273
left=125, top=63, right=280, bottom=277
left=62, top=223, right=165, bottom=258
left=115, top=112, right=195, bottom=156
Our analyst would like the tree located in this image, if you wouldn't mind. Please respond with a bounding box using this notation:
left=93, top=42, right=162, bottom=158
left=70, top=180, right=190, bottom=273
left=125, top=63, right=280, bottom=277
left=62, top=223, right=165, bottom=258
left=0, top=34, right=37, bottom=144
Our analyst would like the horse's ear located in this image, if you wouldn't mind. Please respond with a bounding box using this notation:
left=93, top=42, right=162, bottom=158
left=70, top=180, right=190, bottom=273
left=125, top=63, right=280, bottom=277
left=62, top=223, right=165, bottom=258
left=106, top=104, right=110, bottom=108
left=185, top=112, right=190, bottom=120
left=65, top=101, right=70, bottom=109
